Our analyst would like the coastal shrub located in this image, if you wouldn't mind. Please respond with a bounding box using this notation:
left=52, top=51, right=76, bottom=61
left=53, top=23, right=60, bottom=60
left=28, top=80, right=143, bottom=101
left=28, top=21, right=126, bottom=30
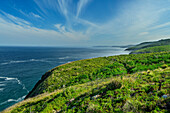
left=7, top=52, right=170, bottom=113
left=106, top=80, right=122, bottom=90
left=122, top=99, right=141, bottom=112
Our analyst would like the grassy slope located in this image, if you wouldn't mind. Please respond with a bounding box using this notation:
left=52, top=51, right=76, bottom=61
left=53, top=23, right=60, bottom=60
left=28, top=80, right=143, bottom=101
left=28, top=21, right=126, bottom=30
left=126, top=38, right=170, bottom=51
left=2, top=52, right=170, bottom=112
left=3, top=67, right=170, bottom=113
left=26, top=52, right=170, bottom=99
left=130, top=45, right=170, bottom=54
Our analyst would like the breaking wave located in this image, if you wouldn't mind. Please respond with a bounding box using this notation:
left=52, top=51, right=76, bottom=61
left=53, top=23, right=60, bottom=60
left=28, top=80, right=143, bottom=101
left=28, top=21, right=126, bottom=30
left=58, top=56, right=70, bottom=59
left=0, top=88, right=4, bottom=91
left=0, top=59, right=51, bottom=65
left=0, top=84, right=5, bottom=87
left=0, top=77, right=29, bottom=93
left=0, top=95, right=26, bottom=105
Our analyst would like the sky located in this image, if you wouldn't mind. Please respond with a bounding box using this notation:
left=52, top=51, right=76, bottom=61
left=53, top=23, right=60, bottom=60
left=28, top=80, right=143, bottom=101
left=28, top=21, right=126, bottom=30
left=0, top=0, right=170, bottom=47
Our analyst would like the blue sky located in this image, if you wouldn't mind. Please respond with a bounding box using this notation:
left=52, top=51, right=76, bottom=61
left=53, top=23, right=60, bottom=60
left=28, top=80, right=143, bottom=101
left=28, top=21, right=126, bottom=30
left=0, top=0, right=170, bottom=47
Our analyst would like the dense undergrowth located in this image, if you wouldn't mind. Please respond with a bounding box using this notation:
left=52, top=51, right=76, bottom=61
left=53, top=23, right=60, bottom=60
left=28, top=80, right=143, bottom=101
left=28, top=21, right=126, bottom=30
left=4, top=67, right=170, bottom=113
left=3, top=51, right=170, bottom=113
left=26, top=52, right=170, bottom=98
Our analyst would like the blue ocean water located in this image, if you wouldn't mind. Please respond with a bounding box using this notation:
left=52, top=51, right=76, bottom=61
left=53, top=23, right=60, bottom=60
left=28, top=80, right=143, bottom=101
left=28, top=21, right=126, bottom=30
left=0, top=46, right=129, bottom=111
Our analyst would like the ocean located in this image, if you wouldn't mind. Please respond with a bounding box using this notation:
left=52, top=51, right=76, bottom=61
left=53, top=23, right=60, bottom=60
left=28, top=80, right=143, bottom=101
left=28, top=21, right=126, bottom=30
left=0, top=46, right=129, bottom=111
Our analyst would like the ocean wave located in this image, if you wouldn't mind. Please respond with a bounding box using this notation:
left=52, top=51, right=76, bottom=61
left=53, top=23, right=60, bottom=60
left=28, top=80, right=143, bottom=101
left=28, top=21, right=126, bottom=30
left=0, top=88, right=4, bottom=91
left=0, top=84, right=5, bottom=86
left=0, top=59, right=51, bottom=65
left=0, top=95, right=26, bottom=105
left=0, top=77, right=29, bottom=93
left=58, top=61, right=71, bottom=63
left=58, top=56, right=70, bottom=59
left=0, top=77, right=17, bottom=81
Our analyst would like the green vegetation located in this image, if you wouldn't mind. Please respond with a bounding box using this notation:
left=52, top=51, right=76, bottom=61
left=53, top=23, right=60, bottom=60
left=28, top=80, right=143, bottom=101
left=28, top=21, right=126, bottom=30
left=130, top=45, right=170, bottom=54
left=126, top=38, right=170, bottom=51
left=3, top=39, right=170, bottom=112
left=26, top=52, right=170, bottom=99
left=3, top=51, right=170, bottom=113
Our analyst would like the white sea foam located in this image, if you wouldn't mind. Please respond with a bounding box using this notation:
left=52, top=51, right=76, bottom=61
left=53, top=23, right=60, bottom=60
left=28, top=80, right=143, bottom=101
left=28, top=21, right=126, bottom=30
left=58, top=58, right=65, bottom=59
left=59, top=62, right=66, bottom=63
left=0, top=84, right=5, bottom=86
left=58, top=56, right=70, bottom=59
left=6, top=78, right=16, bottom=80
left=0, top=59, right=51, bottom=65
left=0, top=77, right=16, bottom=81
left=15, top=78, right=29, bottom=93
left=0, top=88, right=4, bottom=91
left=0, top=76, right=29, bottom=93
left=0, top=95, right=26, bottom=105
left=67, top=61, right=71, bottom=63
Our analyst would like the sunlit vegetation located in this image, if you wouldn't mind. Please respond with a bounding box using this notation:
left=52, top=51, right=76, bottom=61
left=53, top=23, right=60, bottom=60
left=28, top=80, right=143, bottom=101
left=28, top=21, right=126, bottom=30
left=4, top=67, right=170, bottom=113
left=26, top=52, right=170, bottom=99
left=3, top=51, right=170, bottom=113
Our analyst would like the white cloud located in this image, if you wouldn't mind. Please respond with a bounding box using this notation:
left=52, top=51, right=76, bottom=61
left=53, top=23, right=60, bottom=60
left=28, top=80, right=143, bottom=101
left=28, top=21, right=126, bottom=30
left=29, top=12, right=42, bottom=19
left=1, top=10, right=30, bottom=26
left=19, top=10, right=42, bottom=19
left=76, top=0, right=91, bottom=18
left=1, top=0, right=170, bottom=46
left=0, top=12, right=89, bottom=46
left=54, top=24, right=66, bottom=33
left=149, top=22, right=170, bottom=30
left=88, top=0, right=170, bottom=42
left=57, top=0, right=69, bottom=19
left=33, top=0, right=96, bottom=39
left=54, top=24, right=62, bottom=29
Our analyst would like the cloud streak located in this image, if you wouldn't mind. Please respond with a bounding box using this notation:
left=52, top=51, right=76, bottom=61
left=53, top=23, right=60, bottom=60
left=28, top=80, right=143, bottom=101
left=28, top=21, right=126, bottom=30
left=19, top=10, right=42, bottom=20
left=76, top=0, right=91, bottom=18
left=57, top=0, right=69, bottom=19
left=1, top=0, right=170, bottom=46
left=0, top=11, right=89, bottom=46
left=0, top=10, right=30, bottom=26
left=150, top=22, right=170, bottom=30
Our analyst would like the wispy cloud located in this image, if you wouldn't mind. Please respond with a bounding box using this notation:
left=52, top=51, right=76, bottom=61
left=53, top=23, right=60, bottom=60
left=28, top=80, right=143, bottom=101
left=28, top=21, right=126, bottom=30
left=30, top=12, right=42, bottom=18
left=19, top=10, right=42, bottom=20
left=54, top=24, right=66, bottom=33
left=76, top=0, right=91, bottom=18
left=33, top=0, right=96, bottom=38
left=1, top=0, right=170, bottom=46
left=0, top=11, right=88, bottom=46
left=150, top=22, right=170, bottom=30
left=0, top=10, right=30, bottom=26
left=57, top=0, right=69, bottom=19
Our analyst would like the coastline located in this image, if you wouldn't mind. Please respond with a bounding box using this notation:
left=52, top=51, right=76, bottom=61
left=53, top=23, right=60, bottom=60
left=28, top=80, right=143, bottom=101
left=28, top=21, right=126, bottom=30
left=0, top=47, right=130, bottom=111
left=25, top=47, right=130, bottom=99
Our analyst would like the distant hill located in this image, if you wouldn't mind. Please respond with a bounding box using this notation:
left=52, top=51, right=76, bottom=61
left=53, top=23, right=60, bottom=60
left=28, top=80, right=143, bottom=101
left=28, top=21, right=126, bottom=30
left=130, top=45, right=170, bottom=54
left=126, top=38, right=170, bottom=51
left=94, top=45, right=134, bottom=48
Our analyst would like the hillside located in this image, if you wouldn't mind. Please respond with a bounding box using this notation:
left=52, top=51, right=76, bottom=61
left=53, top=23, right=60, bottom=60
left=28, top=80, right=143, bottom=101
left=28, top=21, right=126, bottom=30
left=130, top=45, right=170, bottom=54
left=2, top=51, right=170, bottom=113
left=126, top=38, right=170, bottom=51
